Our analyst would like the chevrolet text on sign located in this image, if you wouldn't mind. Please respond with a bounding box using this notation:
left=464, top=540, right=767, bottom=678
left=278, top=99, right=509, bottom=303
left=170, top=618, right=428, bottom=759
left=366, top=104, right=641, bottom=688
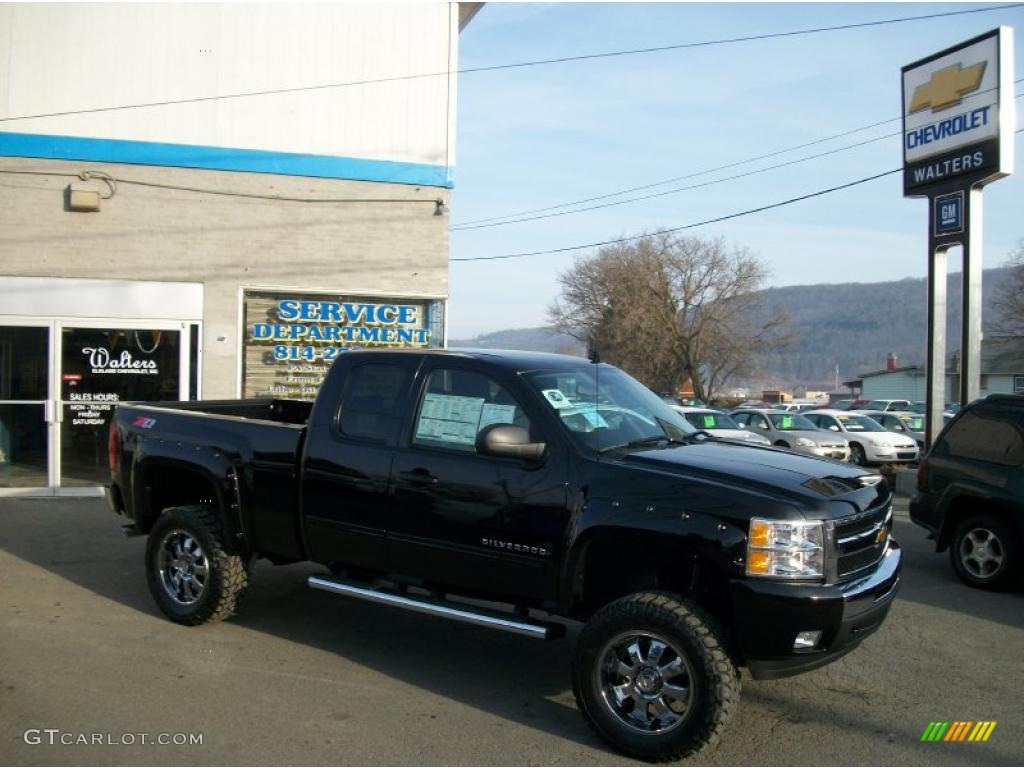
left=902, top=27, right=1014, bottom=195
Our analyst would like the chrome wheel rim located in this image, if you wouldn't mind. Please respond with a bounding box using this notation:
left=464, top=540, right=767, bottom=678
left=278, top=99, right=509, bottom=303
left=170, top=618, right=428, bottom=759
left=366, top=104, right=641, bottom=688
left=959, top=527, right=1004, bottom=579
left=157, top=529, right=210, bottom=605
left=596, top=631, right=696, bottom=734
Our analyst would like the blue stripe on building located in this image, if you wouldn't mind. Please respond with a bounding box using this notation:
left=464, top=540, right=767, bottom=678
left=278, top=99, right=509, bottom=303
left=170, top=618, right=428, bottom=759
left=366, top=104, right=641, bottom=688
left=0, top=131, right=453, bottom=188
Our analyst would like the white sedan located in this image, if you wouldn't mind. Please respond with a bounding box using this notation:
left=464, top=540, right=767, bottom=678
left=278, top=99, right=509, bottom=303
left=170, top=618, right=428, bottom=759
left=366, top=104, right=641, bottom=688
left=669, top=406, right=772, bottom=446
left=803, top=409, right=919, bottom=466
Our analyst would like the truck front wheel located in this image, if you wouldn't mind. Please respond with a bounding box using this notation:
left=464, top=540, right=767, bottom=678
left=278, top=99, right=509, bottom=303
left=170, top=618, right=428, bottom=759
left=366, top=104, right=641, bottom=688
left=145, top=505, right=249, bottom=625
left=572, top=592, right=738, bottom=762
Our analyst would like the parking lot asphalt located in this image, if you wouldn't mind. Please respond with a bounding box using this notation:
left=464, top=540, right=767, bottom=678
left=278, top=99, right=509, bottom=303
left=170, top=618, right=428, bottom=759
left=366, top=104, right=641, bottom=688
left=1, top=497, right=1022, bottom=767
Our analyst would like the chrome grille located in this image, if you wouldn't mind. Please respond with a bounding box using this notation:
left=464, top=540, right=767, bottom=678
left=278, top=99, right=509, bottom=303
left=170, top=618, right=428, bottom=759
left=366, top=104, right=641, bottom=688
left=831, top=504, right=892, bottom=580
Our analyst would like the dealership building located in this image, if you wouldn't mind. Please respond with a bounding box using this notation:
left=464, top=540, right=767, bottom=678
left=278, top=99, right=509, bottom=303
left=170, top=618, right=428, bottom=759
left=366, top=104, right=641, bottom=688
left=0, top=3, right=481, bottom=495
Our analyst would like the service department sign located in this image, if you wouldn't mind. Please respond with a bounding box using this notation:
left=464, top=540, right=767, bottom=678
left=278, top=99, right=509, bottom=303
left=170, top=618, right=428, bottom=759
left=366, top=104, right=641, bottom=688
left=902, top=27, right=1014, bottom=196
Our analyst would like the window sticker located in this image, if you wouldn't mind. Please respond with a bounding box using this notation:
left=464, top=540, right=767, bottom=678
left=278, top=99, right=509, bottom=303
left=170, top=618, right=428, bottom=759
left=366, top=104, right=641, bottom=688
left=542, top=389, right=572, bottom=409
left=703, top=414, right=716, bottom=428
left=478, top=403, right=517, bottom=430
left=577, top=403, right=609, bottom=429
left=781, top=415, right=793, bottom=429
left=415, top=393, right=485, bottom=446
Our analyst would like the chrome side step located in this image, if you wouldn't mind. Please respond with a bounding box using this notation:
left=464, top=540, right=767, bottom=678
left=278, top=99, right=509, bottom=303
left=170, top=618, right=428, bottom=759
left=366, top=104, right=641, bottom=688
left=307, top=575, right=564, bottom=640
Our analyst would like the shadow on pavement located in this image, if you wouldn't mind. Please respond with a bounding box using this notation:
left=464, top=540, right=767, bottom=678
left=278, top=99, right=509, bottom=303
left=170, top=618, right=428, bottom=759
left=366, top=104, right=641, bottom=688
left=0, top=499, right=603, bottom=755
left=890, top=515, right=1024, bottom=631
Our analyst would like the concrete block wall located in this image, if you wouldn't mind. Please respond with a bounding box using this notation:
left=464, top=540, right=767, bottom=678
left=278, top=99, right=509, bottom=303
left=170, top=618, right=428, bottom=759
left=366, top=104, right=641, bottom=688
left=0, top=156, right=449, bottom=398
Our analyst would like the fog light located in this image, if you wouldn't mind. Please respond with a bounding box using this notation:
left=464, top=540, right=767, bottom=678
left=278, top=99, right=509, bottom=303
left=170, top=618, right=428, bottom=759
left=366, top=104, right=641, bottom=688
left=793, top=630, right=822, bottom=652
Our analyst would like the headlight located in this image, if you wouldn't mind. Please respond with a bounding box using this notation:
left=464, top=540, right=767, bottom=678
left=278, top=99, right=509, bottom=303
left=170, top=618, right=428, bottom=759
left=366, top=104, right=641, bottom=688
left=795, top=437, right=817, bottom=447
left=747, top=518, right=824, bottom=579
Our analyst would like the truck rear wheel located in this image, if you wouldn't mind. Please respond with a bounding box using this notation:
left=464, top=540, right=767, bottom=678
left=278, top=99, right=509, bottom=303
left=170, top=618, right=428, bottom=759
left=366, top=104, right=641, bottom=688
left=145, top=505, right=249, bottom=625
left=572, top=592, right=738, bottom=762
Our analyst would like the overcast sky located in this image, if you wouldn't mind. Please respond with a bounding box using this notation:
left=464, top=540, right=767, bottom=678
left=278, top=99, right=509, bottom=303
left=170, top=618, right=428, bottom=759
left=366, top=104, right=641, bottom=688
left=448, top=2, right=1024, bottom=338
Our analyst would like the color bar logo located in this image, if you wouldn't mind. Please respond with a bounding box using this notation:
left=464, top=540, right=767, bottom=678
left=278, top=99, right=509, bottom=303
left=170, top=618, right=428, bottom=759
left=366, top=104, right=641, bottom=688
left=921, top=721, right=997, bottom=742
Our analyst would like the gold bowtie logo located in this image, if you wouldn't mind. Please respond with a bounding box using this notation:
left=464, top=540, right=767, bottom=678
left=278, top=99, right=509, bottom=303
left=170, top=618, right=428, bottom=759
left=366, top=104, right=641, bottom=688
left=910, top=62, right=987, bottom=114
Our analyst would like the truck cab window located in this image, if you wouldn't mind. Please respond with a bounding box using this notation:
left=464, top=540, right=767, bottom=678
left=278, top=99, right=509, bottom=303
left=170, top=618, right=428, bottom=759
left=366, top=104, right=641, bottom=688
left=412, top=369, right=531, bottom=453
left=338, top=363, right=409, bottom=443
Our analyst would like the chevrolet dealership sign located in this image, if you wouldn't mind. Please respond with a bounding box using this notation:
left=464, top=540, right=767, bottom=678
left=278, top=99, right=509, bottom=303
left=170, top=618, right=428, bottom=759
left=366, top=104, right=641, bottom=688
left=902, top=27, right=1014, bottom=195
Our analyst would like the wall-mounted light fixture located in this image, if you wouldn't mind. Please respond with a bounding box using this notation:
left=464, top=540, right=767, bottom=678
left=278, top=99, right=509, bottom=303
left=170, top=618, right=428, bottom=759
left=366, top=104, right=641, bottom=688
left=434, top=198, right=450, bottom=216
left=64, top=170, right=118, bottom=213
left=66, top=184, right=102, bottom=212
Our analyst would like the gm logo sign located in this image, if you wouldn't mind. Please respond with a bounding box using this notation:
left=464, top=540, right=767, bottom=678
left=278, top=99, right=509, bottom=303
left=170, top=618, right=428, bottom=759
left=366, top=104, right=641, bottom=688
left=934, top=191, right=964, bottom=237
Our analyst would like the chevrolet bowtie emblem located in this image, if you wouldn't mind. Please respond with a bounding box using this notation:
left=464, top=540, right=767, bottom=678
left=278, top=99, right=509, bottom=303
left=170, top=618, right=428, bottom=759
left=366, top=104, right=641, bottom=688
left=910, top=62, right=987, bottom=114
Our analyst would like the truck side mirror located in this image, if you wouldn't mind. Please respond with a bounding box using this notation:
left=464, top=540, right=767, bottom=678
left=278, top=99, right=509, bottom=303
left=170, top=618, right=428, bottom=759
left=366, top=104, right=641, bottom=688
left=477, top=424, right=546, bottom=462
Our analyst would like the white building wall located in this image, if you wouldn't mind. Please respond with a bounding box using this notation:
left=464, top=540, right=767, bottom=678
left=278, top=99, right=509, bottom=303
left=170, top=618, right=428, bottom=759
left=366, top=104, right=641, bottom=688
left=0, top=3, right=459, bottom=182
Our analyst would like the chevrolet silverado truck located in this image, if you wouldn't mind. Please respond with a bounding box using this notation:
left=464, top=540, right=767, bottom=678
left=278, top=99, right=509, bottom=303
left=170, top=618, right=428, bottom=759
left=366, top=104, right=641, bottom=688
left=106, top=349, right=900, bottom=762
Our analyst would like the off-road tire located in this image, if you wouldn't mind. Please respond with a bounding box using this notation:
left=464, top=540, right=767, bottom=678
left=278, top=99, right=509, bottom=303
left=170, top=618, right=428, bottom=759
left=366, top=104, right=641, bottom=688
left=572, top=592, right=739, bottom=762
left=145, top=505, right=249, bottom=625
left=949, top=513, right=1020, bottom=591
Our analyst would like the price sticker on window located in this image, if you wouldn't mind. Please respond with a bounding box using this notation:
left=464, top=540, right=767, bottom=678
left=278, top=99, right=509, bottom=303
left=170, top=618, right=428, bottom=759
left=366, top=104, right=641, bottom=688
left=781, top=415, right=793, bottom=428
left=703, top=415, right=715, bottom=428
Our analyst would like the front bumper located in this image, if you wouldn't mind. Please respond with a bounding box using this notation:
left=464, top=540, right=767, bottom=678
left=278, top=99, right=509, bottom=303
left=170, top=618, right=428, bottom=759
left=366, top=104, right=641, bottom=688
left=808, top=444, right=850, bottom=461
left=730, top=541, right=901, bottom=679
left=865, top=443, right=919, bottom=463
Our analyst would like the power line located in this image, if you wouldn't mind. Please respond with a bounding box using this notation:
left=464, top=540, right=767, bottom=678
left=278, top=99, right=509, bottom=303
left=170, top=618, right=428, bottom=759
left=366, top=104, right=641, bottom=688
left=452, top=171, right=900, bottom=261
left=451, top=129, right=1024, bottom=264
left=0, top=168, right=442, bottom=205
left=1, top=3, right=1020, bottom=123
left=452, top=81, right=1024, bottom=228
left=452, top=131, right=903, bottom=231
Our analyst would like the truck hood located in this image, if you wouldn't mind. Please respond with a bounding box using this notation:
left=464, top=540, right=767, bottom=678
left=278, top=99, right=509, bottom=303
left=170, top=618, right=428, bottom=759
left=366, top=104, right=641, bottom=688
left=616, top=440, right=887, bottom=514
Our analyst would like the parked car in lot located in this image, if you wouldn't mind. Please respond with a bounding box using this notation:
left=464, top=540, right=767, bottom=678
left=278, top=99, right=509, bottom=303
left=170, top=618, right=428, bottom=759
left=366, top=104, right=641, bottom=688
left=729, top=408, right=849, bottom=461
left=671, top=406, right=772, bottom=446
left=832, top=399, right=869, bottom=411
left=804, top=410, right=919, bottom=466
left=862, top=399, right=911, bottom=412
left=911, top=394, right=1023, bottom=590
left=660, top=394, right=707, bottom=409
left=106, top=349, right=900, bottom=762
left=861, top=410, right=925, bottom=450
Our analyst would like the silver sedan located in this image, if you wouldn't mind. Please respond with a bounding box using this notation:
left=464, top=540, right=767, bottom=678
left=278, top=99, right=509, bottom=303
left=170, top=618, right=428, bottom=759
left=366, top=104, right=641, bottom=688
left=729, top=409, right=850, bottom=461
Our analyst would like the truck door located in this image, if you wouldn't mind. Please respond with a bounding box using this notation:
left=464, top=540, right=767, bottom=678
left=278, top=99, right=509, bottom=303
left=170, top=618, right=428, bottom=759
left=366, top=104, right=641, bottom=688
left=388, top=364, right=566, bottom=601
left=301, top=359, right=416, bottom=570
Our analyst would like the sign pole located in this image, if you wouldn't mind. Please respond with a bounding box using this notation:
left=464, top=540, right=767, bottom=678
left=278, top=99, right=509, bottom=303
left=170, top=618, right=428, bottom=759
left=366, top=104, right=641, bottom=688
left=924, top=219, right=947, bottom=449
left=960, top=187, right=984, bottom=405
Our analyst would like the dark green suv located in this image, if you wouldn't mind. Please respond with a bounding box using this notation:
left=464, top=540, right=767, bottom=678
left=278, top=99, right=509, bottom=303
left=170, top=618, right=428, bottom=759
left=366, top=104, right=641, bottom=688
left=911, top=394, right=1024, bottom=590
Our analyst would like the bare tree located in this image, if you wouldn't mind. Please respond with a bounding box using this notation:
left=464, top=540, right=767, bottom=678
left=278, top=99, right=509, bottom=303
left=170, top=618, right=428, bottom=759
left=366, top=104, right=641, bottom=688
left=992, top=241, right=1024, bottom=335
left=548, top=233, right=789, bottom=401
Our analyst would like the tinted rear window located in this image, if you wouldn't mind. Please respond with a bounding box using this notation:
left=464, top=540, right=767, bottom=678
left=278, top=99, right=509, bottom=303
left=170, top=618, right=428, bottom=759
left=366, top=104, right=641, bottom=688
left=338, top=363, right=409, bottom=443
left=936, top=405, right=1024, bottom=466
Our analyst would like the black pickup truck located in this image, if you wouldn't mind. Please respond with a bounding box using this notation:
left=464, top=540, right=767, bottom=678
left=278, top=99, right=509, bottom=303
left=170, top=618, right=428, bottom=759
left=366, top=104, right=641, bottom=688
left=107, top=349, right=900, bottom=762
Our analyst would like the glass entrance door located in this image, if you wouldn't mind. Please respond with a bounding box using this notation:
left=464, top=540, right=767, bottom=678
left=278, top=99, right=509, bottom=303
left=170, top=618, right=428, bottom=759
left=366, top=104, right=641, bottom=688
left=0, top=319, right=191, bottom=494
left=58, top=325, right=184, bottom=488
left=0, top=325, right=52, bottom=492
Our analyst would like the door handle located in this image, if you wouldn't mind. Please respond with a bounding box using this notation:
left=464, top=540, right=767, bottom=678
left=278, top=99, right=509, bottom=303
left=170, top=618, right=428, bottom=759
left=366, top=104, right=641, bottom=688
left=400, top=468, right=438, bottom=486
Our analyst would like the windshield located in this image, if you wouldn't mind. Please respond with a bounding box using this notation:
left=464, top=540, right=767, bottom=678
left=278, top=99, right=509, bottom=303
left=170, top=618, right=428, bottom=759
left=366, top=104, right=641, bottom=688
left=900, top=415, right=925, bottom=431
left=684, top=411, right=739, bottom=430
left=524, top=365, right=696, bottom=453
left=767, top=413, right=816, bottom=431
left=836, top=414, right=886, bottom=432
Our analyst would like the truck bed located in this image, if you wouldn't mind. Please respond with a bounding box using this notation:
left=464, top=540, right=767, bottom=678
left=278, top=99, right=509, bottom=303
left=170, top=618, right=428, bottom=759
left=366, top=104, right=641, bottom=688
left=132, top=398, right=313, bottom=425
